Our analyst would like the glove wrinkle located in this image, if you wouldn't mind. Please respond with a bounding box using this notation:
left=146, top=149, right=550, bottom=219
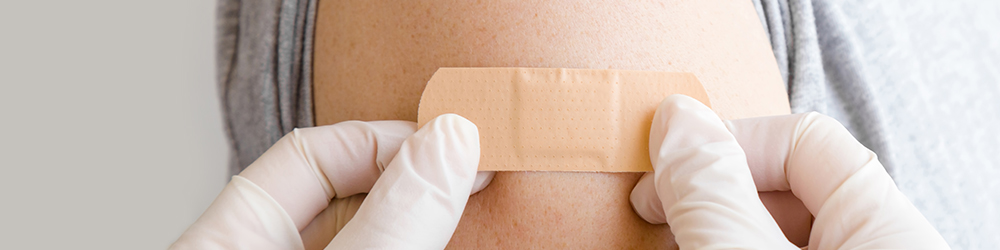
left=649, top=95, right=797, bottom=249
left=630, top=97, right=949, bottom=249
left=327, top=114, right=480, bottom=250
left=290, top=128, right=336, bottom=200
left=173, top=117, right=494, bottom=250
left=784, top=113, right=950, bottom=249
left=171, top=176, right=305, bottom=250
left=321, top=121, right=414, bottom=200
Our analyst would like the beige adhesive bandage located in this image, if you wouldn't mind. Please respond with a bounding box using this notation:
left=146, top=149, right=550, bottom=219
left=417, top=68, right=711, bottom=171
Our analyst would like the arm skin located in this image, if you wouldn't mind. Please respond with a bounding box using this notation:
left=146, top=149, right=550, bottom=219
left=310, top=0, right=810, bottom=248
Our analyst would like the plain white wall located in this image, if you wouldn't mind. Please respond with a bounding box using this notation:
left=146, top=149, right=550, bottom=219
left=0, top=1, right=227, bottom=249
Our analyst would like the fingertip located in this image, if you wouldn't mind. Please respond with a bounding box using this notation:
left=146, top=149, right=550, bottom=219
left=650, top=94, right=718, bottom=165
left=367, top=120, right=419, bottom=173
left=406, top=113, right=482, bottom=197
left=630, top=172, right=667, bottom=224
left=424, top=113, right=480, bottom=174
left=471, top=171, right=495, bottom=194
left=427, top=114, right=490, bottom=195
left=333, top=115, right=483, bottom=249
left=661, top=93, right=700, bottom=105
left=432, top=113, right=479, bottom=135
left=367, top=120, right=418, bottom=134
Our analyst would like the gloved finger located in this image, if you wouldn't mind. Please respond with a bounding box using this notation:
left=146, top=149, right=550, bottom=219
left=723, top=114, right=806, bottom=192
left=630, top=108, right=805, bottom=225
left=632, top=176, right=810, bottom=246
left=472, top=171, right=496, bottom=193
left=629, top=172, right=662, bottom=223
left=637, top=94, right=796, bottom=249
left=170, top=176, right=306, bottom=250
left=292, top=121, right=493, bottom=198
left=724, top=114, right=815, bottom=246
left=632, top=113, right=814, bottom=246
left=327, top=114, right=480, bottom=249
left=238, top=120, right=415, bottom=231
left=300, top=172, right=494, bottom=250
left=173, top=120, right=413, bottom=249
left=252, top=119, right=493, bottom=249
left=631, top=105, right=801, bottom=223
left=631, top=164, right=811, bottom=247
left=748, top=112, right=948, bottom=249
left=299, top=195, right=366, bottom=250
left=757, top=191, right=812, bottom=247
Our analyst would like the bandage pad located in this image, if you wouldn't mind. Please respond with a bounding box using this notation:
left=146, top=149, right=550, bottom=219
left=417, top=68, right=710, bottom=171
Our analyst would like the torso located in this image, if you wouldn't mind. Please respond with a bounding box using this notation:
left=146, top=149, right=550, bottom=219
left=313, top=0, right=789, bottom=248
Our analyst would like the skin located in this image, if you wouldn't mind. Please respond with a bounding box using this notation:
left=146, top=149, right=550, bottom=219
left=313, top=0, right=811, bottom=248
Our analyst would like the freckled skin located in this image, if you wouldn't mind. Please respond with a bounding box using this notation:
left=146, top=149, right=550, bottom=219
left=313, top=0, right=809, bottom=248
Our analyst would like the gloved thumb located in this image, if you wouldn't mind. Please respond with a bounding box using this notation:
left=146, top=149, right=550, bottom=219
left=326, top=114, right=480, bottom=250
left=630, top=95, right=796, bottom=249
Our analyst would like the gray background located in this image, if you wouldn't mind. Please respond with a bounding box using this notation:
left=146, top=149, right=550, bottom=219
left=0, top=1, right=226, bottom=249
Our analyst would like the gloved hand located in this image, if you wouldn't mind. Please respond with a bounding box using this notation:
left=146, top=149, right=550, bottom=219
left=170, top=114, right=495, bottom=250
left=630, top=95, right=950, bottom=249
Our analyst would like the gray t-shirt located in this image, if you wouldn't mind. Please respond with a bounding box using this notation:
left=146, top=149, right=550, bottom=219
left=216, top=0, right=1000, bottom=248
left=754, top=1, right=1000, bottom=248
left=216, top=0, right=316, bottom=176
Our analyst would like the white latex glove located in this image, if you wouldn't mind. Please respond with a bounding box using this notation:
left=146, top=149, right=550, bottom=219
left=170, top=114, right=495, bottom=250
left=630, top=95, right=950, bottom=249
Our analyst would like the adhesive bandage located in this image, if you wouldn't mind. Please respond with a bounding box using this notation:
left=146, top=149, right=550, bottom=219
left=417, top=68, right=710, bottom=171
